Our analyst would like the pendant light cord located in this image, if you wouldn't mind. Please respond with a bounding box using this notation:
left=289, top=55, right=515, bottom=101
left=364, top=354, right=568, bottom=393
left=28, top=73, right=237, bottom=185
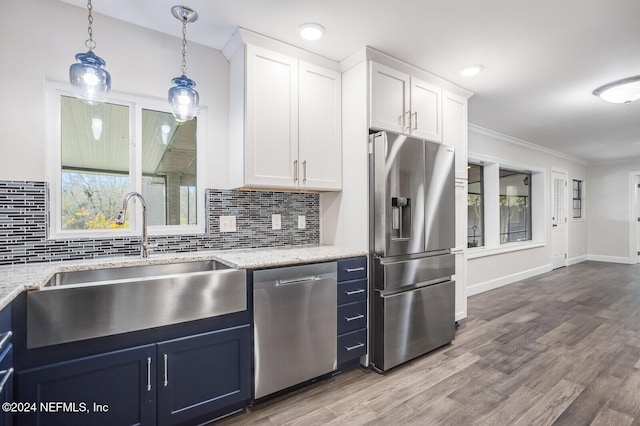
left=181, top=18, right=188, bottom=76
left=85, top=0, right=96, bottom=51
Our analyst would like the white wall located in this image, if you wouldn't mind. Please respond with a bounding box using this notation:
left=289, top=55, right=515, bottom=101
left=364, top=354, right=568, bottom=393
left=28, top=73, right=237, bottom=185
left=587, top=160, right=640, bottom=263
left=0, top=0, right=229, bottom=188
left=467, top=125, right=588, bottom=295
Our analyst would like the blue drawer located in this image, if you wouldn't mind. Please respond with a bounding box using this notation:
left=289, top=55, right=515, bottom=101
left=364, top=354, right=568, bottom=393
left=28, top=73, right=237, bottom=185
left=337, top=279, right=368, bottom=305
left=337, top=257, right=367, bottom=282
left=337, top=329, right=367, bottom=365
left=337, top=301, right=367, bottom=335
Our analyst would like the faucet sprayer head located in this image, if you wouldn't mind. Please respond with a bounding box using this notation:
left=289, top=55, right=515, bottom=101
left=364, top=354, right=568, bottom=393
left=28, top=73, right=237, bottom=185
left=115, top=210, right=126, bottom=225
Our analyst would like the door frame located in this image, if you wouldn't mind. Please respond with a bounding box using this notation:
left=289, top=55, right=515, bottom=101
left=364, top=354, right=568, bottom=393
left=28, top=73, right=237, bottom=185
left=551, top=169, right=569, bottom=269
left=628, top=171, right=640, bottom=264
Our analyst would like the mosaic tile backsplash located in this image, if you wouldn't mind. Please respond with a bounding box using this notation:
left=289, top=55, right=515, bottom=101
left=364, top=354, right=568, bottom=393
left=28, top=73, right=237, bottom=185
left=0, top=181, right=319, bottom=265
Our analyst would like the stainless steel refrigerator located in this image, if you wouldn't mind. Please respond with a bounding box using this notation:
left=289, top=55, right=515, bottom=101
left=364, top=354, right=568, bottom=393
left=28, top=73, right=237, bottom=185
left=369, top=130, right=456, bottom=372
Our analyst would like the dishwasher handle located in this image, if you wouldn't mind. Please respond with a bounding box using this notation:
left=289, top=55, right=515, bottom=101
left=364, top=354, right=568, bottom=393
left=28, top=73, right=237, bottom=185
left=276, top=276, right=321, bottom=286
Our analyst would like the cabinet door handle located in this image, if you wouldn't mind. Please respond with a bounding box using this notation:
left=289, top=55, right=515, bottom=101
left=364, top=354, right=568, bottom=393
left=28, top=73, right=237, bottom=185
left=345, top=343, right=365, bottom=352
left=345, top=314, right=365, bottom=322
left=345, top=289, right=365, bottom=296
left=302, top=160, right=307, bottom=183
left=146, top=357, right=152, bottom=391
left=293, top=160, right=298, bottom=182
left=412, top=112, right=418, bottom=130
left=345, top=267, right=365, bottom=273
left=0, top=368, right=13, bottom=393
left=399, top=111, right=411, bottom=130
left=163, top=354, right=169, bottom=387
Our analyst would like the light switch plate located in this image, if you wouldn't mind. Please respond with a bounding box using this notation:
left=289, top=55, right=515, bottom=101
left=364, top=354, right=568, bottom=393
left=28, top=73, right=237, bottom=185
left=220, top=215, right=237, bottom=232
left=272, top=214, right=281, bottom=230
left=298, top=215, right=306, bottom=229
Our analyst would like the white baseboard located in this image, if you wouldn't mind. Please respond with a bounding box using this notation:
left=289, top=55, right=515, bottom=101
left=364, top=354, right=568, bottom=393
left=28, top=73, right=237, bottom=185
left=587, top=254, right=633, bottom=264
left=467, top=264, right=553, bottom=297
left=567, top=255, right=588, bottom=266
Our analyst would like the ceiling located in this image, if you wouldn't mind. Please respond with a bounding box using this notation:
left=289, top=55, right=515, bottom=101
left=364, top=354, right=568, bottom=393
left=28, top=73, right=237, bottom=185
left=61, top=0, right=640, bottom=164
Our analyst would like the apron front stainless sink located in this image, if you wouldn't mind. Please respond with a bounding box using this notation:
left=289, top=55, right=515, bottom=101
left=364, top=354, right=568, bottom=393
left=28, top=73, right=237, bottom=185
left=28, top=260, right=246, bottom=348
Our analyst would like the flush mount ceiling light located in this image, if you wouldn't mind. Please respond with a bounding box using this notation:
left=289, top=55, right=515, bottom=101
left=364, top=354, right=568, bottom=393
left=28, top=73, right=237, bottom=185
left=69, top=0, right=111, bottom=105
left=459, top=64, right=483, bottom=77
left=593, top=75, right=640, bottom=104
left=298, top=23, right=325, bottom=41
left=168, top=5, right=199, bottom=122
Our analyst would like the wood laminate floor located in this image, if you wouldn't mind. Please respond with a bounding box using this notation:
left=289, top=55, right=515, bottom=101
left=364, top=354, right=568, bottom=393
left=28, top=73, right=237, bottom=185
left=218, top=261, right=640, bottom=426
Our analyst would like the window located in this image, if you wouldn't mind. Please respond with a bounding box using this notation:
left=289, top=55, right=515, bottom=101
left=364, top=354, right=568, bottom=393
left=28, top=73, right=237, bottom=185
left=50, top=87, right=204, bottom=238
left=572, top=179, right=583, bottom=219
left=467, top=163, right=484, bottom=248
left=499, top=169, right=531, bottom=243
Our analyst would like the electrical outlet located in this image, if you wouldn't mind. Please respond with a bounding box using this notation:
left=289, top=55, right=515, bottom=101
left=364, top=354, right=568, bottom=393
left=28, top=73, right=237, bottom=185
left=272, top=214, right=281, bottom=230
left=220, top=215, right=237, bottom=232
left=298, top=215, right=306, bottom=229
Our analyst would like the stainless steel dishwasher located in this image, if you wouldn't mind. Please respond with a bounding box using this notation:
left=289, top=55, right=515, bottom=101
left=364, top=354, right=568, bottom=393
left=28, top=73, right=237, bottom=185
left=253, top=261, right=337, bottom=399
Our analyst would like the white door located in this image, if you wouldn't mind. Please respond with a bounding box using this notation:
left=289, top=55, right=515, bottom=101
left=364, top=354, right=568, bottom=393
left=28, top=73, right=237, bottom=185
left=410, top=77, right=442, bottom=142
left=369, top=61, right=410, bottom=134
left=298, top=61, right=342, bottom=191
left=245, top=45, right=299, bottom=188
left=551, top=171, right=568, bottom=269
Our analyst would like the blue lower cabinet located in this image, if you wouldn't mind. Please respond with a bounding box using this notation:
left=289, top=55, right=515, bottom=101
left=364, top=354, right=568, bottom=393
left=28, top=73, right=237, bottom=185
left=0, top=344, right=13, bottom=426
left=336, top=256, right=368, bottom=372
left=16, top=325, right=251, bottom=426
left=337, top=329, right=367, bottom=365
left=157, top=325, right=251, bottom=426
left=337, top=301, right=367, bottom=335
left=17, top=344, right=157, bottom=426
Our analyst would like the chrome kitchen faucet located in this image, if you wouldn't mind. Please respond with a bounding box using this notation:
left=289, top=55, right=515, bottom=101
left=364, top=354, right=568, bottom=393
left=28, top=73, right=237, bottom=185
left=116, top=192, right=152, bottom=258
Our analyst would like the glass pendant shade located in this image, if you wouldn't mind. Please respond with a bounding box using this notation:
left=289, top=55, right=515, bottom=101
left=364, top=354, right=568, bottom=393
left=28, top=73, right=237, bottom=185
left=69, top=51, right=111, bottom=105
left=168, top=75, right=199, bottom=122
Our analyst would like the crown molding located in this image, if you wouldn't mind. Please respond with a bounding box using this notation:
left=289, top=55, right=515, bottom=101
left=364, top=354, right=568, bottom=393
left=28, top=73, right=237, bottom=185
left=468, top=123, right=589, bottom=166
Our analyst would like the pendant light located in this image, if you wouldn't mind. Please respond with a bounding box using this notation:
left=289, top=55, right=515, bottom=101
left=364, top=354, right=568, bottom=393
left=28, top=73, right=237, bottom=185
left=168, top=5, right=199, bottom=122
left=69, top=0, right=111, bottom=105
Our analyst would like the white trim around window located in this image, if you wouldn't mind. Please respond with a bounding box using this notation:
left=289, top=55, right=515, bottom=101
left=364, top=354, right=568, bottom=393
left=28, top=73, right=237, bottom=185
left=466, top=152, right=546, bottom=259
left=45, top=81, right=207, bottom=240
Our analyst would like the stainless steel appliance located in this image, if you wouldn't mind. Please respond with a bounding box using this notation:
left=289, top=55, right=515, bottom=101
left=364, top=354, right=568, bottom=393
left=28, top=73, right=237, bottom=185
left=369, top=130, right=456, bottom=372
left=253, top=262, right=337, bottom=399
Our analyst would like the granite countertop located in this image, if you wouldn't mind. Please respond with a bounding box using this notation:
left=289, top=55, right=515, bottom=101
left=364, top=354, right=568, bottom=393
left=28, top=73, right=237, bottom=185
left=0, top=245, right=368, bottom=311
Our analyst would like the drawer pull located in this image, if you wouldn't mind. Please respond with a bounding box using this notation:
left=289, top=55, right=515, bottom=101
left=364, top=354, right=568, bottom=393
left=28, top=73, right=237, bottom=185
left=345, top=314, right=365, bottom=322
left=0, top=331, right=12, bottom=352
left=345, top=267, right=365, bottom=273
left=163, top=354, right=169, bottom=387
left=345, top=343, right=365, bottom=352
left=345, top=289, right=365, bottom=296
left=0, top=368, right=13, bottom=393
left=146, top=357, right=152, bottom=391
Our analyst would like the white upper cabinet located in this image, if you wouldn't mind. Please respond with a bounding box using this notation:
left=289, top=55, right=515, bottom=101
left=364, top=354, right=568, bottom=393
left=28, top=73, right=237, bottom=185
left=370, top=62, right=410, bottom=134
left=245, top=45, right=299, bottom=188
left=226, top=32, right=342, bottom=191
left=370, top=61, right=442, bottom=142
left=410, top=77, right=442, bottom=141
left=442, top=89, right=468, bottom=180
left=298, top=61, right=342, bottom=190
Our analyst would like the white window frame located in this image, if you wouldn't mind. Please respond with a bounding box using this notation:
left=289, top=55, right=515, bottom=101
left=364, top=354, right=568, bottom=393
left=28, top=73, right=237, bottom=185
left=45, top=82, right=207, bottom=240
left=466, top=152, right=546, bottom=259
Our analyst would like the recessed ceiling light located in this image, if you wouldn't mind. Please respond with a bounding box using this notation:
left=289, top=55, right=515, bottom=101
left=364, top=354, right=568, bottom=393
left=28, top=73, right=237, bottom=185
left=459, top=64, right=483, bottom=77
left=298, top=23, right=325, bottom=41
left=593, top=75, right=640, bottom=104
